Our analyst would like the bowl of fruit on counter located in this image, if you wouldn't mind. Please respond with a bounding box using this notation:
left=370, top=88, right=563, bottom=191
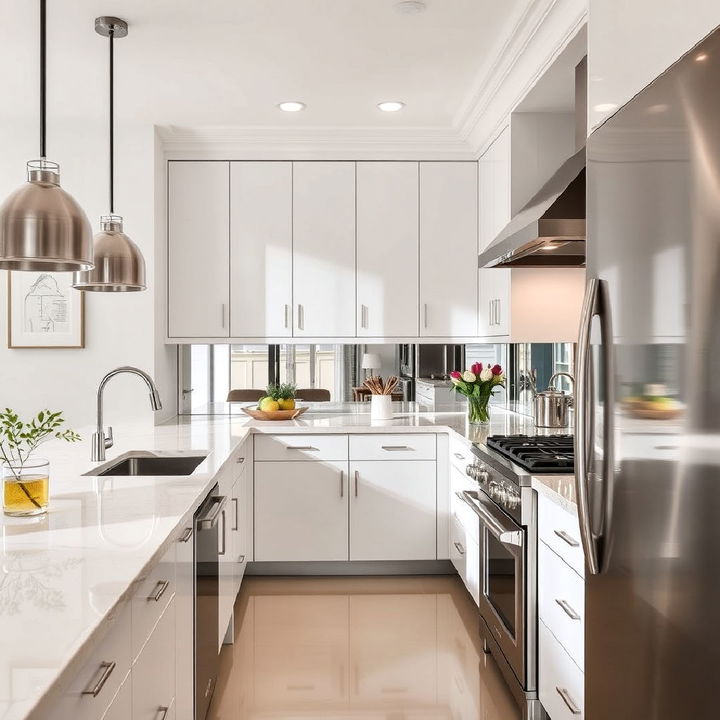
left=241, top=383, right=309, bottom=421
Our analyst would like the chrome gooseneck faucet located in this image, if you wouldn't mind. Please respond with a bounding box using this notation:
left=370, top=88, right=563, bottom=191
left=92, top=366, right=162, bottom=461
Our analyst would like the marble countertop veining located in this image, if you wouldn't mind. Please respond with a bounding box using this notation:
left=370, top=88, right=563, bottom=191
left=0, top=406, right=546, bottom=720
left=531, top=474, right=578, bottom=512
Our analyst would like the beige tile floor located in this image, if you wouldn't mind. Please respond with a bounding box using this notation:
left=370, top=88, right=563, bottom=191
left=208, top=575, right=520, bottom=720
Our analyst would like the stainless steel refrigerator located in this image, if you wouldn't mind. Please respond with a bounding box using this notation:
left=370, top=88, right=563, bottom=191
left=579, top=25, right=720, bottom=720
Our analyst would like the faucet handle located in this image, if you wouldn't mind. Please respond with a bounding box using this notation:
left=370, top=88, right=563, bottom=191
left=104, top=426, right=114, bottom=450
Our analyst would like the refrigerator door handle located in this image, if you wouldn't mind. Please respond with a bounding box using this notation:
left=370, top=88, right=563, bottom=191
left=575, top=277, right=614, bottom=576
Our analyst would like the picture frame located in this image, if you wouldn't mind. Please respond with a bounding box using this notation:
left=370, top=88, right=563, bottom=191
left=7, top=271, right=85, bottom=349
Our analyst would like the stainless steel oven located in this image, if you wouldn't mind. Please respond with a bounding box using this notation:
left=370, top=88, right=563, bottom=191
left=462, top=489, right=527, bottom=683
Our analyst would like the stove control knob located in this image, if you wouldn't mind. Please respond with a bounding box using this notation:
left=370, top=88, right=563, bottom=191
left=477, top=465, right=489, bottom=485
left=506, top=491, right=520, bottom=510
left=465, top=464, right=476, bottom=479
left=489, top=481, right=505, bottom=503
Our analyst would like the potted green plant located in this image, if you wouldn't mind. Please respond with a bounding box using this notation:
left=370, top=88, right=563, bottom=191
left=0, top=409, right=80, bottom=517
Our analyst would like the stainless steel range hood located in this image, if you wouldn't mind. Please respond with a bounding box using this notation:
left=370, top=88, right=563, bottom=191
left=477, top=149, right=586, bottom=268
left=478, top=56, right=587, bottom=269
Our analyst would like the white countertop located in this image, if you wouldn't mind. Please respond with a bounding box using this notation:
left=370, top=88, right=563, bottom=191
left=0, top=406, right=542, bottom=720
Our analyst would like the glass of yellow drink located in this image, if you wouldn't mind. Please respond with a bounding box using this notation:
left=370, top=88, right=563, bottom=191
left=3, top=457, right=50, bottom=516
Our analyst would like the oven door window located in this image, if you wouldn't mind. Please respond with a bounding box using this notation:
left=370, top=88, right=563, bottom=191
left=486, top=530, right=519, bottom=639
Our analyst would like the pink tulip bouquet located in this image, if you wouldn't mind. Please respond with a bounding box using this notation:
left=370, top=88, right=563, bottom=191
left=450, top=363, right=505, bottom=425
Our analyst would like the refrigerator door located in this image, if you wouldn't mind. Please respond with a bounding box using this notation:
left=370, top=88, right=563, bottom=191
left=583, top=27, right=720, bottom=720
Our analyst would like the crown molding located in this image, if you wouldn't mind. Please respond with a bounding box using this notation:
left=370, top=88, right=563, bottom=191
left=157, top=125, right=476, bottom=160
left=455, top=0, right=588, bottom=156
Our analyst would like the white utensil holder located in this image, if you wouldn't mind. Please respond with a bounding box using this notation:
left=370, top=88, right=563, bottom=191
left=370, top=394, right=393, bottom=420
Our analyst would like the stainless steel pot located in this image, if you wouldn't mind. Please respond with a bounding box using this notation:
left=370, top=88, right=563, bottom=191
left=534, top=372, right=575, bottom=428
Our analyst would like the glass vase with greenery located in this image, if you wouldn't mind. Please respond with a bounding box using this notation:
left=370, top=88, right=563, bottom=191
left=0, top=409, right=80, bottom=516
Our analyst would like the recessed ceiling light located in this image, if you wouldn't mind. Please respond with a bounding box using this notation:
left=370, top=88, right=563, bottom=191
left=277, top=101, right=306, bottom=112
left=395, top=0, right=427, bottom=14
left=695, top=52, right=708, bottom=62
left=377, top=101, right=405, bottom=112
left=593, top=102, right=619, bottom=113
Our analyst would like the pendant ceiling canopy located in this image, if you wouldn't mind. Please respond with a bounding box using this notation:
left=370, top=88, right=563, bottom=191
left=0, top=0, right=93, bottom=272
left=74, top=16, right=146, bottom=292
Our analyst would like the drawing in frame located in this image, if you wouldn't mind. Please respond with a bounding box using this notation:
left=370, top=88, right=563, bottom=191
left=7, top=271, right=85, bottom=349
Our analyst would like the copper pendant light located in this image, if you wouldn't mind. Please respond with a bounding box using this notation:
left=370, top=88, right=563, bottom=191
left=73, top=17, right=146, bottom=292
left=0, top=0, right=93, bottom=272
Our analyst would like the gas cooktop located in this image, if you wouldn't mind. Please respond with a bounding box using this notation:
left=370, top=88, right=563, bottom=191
left=485, top=435, right=575, bottom=473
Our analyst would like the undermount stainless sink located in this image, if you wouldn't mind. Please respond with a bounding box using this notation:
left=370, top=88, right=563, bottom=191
left=91, top=454, right=208, bottom=477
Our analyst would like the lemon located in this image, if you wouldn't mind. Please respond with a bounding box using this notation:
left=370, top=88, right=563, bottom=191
left=259, top=398, right=280, bottom=412
left=278, top=398, right=296, bottom=411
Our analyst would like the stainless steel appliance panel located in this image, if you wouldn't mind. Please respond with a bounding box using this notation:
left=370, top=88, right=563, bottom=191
left=583, top=27, right=720, bottom=720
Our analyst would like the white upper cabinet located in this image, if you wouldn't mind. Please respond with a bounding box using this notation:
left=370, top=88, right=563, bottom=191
left=230, top=162, right=292, bottom=337
left=419, top=162, right=478, bottom=337
left=356, top=162, right=419, bottom=337
left=589, top=1, right=720, bottom=130
left=168, top=161, right=230, bottom=338
left=292, top=162, right=356, bottom=337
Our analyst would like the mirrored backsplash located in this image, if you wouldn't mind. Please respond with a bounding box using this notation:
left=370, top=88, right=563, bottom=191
left=178, top=342, right=575, bottom=416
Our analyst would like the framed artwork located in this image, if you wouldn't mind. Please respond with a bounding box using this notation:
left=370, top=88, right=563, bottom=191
left=7, top=271, right=85, bottom=349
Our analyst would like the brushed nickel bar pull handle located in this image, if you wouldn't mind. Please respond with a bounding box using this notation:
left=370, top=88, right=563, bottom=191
left=236, top=456, right=245, bottom=464
left=453, top=452, right=465, bottom=460
left=497, top=299, right=501, bottom=326
left=297, top=304, right=304, bottom=330
left=423, top=303, right=428, bottom=329
left=219, top=509, right=226, bottom=555
left=354, top=470, right=359, bottom=497
left=287, top=684, right=316, bottom=691
left=155, top=707, right=169, bottom=720
left=148, top=579, right=170, bottom=602
left=284, top=304, right=289, bottom=329
left=555, top=598, right=581, bottom=620
left=381, top=445, right=410, bottom=451
left=340, top=470, right=344, bottom=498
left=221, top=303, right=227, bottom=329
left=82, top=661, right=116, bottom=696
left=232, top=498, right=239, bottom=531
left=238, top=555, right=245, bottom=563
left=554, top=529, right=580, bottom=547
left=286, top=445, right=318, bottom=451
left=556, top=687, right=581, bottom=715
left=179, top=527, right=193, bottom=543
left=488, top=300, right=493, bottom=327
left=453, top=541, right=465, bottom=555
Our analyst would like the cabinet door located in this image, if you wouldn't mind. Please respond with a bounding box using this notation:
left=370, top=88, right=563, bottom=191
left=419, top=162, right=478, bottom=337
left=175, top=524, right=194, bottom=720
left=231, top=455, right=251, bottom=595
left=254, top=460, right=349, bottom=561
left=168, top=161, right=229, bottom=338
left=132, top=600, right=176, bottom=720
left=292, top=162, right=356, bottom=337
left=101, top=674, right=131, bottom=720
left=356, top=162, right=418, bottom=337
left=230, top=162, right=292, bottom=337
left=349, top=461, right=436, bottom=561
left=219, top=475, right=237, bottom=648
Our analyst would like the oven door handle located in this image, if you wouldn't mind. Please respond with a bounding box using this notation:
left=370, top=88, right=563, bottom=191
left=458, top=491, right=523, bottom=547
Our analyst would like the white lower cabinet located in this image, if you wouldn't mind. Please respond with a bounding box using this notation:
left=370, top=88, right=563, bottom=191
left=175, top=523, right=194, bottom=720
left=100, top=673, right=131, bottom=720
left=132, top=600, right=176, bottom=720
left=349, top=460, right=436, bottom=561
left=539, top=620, right=584, bottom=719
left=254, top=460, right=349, bottom=561
left=218, top=469, right=238, bottom=648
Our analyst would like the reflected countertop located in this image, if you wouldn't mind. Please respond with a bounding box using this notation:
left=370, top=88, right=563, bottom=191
left=0, top=405, right=547, bottom=720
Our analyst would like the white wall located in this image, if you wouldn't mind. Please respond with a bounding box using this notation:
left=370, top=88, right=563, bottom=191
left=0, top=12, right=161, bottom=428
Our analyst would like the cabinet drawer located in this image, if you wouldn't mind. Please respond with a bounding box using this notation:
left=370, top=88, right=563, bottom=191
left=449, top=435, right=472, bottom=473
left=539, top=541, right=584, bottom=670
left=449, top=514, right=467, bottom=578
left=254, top=434, right=348, bottom=461
left=132, top=541, right=176, bottom=661
left=539, top=620, right=584, bottom=719
left=133, top=600, right=176, bottom=720
left=49, top=602, right=131, bottom=720
left=537, top=491, right=585, bottom=577
left=349, top=434, right=436, bottom=460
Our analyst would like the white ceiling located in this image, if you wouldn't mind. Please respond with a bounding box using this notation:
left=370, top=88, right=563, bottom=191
left=1, top=0, right=527, bottom=130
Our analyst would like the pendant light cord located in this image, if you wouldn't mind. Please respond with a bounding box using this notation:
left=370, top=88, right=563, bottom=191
left=109, top=27, right=115, bottom=214
left=39, top=0, right=46, bottom=158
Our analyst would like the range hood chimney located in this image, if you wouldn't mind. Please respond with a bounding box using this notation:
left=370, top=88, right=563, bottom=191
left=478, top=57, right=587, bottom=269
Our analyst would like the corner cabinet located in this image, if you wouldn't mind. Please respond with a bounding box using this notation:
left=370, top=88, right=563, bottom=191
left=167, top=160, right=479, bottom=341
left=419, top=162, right=478, bottom=337
left=168, top=161, right=230, bottom=338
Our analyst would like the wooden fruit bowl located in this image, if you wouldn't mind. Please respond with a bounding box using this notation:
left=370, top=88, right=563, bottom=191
left=241, top=406, right=309, bottom=421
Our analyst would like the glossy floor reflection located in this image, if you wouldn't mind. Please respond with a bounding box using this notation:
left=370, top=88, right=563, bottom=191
left=209, top=575, right=520, bottom=719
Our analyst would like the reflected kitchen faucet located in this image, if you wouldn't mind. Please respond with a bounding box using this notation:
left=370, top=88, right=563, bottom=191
left=92, top=366, right=163, bottom=461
